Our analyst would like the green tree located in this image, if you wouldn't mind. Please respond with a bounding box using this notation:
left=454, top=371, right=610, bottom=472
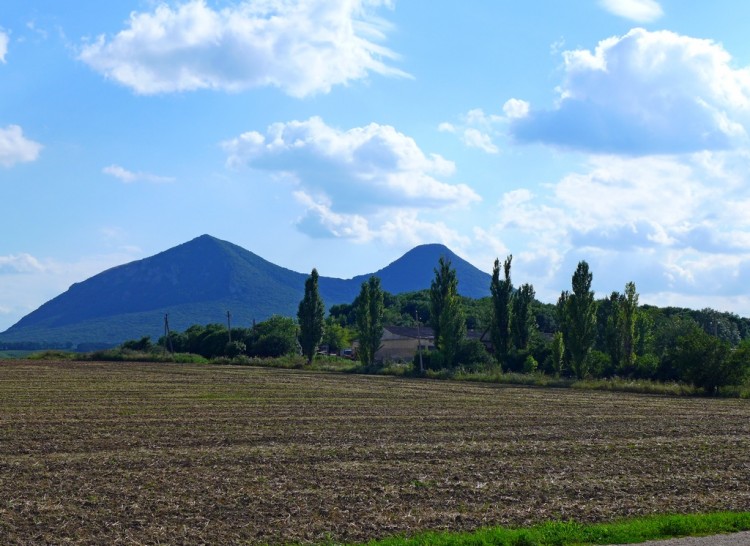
left=672, top=325, right=742, bottom=394
left=356, top=276, right=385, bottom=367
left=550, top=331, right=565, bottom=377
left=562, top=261, right=598, bottom=378
left=121, top=336, right=153, bottom=352
left=297, top=268, right=325, bottom=365
left=248, top=316, right=299, bottom=358
left=620, top=281, right=639, bottom=371
left=556, top=291, right=571, bottom=373
left=322, top=317, right=352, bottom=356
left=511, top=283, right=536, bottom=351
left=605, top=291, right=624, bottom=374
left=429, top=257, right=466, bottom=368
left=490, top=255, right=513, bottom=363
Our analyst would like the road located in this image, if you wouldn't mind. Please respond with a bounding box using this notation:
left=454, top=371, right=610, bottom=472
left=614, top=531, right=750, bottom=545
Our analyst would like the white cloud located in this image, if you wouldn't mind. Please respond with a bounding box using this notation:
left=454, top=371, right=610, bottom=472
left=222, top=116, right=480, bottom=214
left=293, top=191, right=470, bottom=250
left=485, top=152, right=750, bottom=309
left=440, top=108, right=507, bottom=154
left=293, top=191, right=373, bottom=241
left=510, top=28, right=750, bottom=154
left=0, top=125, right=42, bottom=167
left=0, top=249, right=142, bottom=331
left=502, top=98, right=530, bottom=119
left=462, top=128, right=499, bottom=154
left=600, top=0, right=663, bottom=23
left=78, top=0, right=406, bottom=97
left=0, top=254, right=45, bottom=274
left=103, top=164, right=175, bottom=183
left=0, top=30, right=8, bottom=62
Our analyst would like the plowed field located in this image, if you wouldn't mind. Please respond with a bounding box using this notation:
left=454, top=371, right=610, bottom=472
left=1, top=361, right=749, bottom=544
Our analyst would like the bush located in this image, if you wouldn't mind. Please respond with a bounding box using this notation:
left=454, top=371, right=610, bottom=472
left=672, top=326, right=745, bottom=394
left=522, top=355, right=538, bottom=374
left=121, top=336, right=153, bottom=352
left=455, top=339, right=493, bottom=371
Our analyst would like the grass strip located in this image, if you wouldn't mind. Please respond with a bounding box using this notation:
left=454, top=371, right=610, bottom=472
left=357, top=512, right=750, bottom=545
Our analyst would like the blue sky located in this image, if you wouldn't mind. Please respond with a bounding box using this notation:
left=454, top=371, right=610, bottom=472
left=3, top=0, right=750, bottom=331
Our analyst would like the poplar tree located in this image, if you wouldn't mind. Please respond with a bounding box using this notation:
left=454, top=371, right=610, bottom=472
left=620, top=281, right=639, bottom=370
left=429, top=257, right=465, bottom=368
left=297, top=268, right=325, bottom=365
left=561, top=261, right=597, bottom=378
left=511, top=283, right=536, bottom=351
left=490, top=255, right=513, bottom=362
left=356, top=276, right=384, bottom=367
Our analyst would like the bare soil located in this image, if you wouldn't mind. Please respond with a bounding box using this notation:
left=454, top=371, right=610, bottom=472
left=1, top=361, right=749, bottom=544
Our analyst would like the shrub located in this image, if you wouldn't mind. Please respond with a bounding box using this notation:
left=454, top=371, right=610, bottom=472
left=455, top=339, right=493, bottom=371
left=522, top=355, right=539, bottom=374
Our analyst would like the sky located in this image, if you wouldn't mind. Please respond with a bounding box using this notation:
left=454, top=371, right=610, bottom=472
left=3, top=0, right=750, bottom=331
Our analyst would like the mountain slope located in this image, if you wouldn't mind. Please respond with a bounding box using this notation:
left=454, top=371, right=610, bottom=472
left=351, top=243, right=490, bottom=298
left=0, top=236, right=490, bottom=347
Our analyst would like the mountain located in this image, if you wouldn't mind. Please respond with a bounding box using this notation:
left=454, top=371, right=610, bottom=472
left=0, top=235, right=491, bottom=347
left=351, top=243, right=491, bottom=297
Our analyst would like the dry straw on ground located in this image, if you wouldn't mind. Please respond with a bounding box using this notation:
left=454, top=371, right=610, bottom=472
left=1, top=361, right=749, bottom=544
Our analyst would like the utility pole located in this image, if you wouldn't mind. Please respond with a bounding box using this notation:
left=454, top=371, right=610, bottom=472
left=227, top=311, right=232, bottom=344
left=164, top=314, right=174, bottom=354
left=416, top=310, right=424, bottom=373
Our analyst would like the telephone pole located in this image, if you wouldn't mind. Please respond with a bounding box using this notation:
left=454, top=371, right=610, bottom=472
left=416, top=310, right=424, bottom=373
left=163, top=314, right=174, bottom=354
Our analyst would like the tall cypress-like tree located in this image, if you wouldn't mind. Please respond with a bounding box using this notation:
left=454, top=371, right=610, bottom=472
left=356, top=276, right=384, bottom=367
left=490, top=255, right=513, bottom=363
left=297, top=268, right=325, bottom=365
left=620, top=281, right=639, bottom=371
left=605, top=291, right=624, bottom=370
left=429, top=257, right=465, bottom=368
left=511, top=283, right=536, bottom=351
left=562, top=261, right=597, bottom=379
left=605, top=282, right=640, bottom=373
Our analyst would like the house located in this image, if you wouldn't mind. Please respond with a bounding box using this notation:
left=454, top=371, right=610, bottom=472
left=353, top=325, right=492, bottom=363
left=374, top=325, right=435, bottom=362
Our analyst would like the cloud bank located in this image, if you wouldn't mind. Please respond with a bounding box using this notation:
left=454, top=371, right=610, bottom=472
left=486, top=152, right=750, bottom=309
left=223, top=116, right=480, bottom=241
left=0, top=125, right=42, bottom=167
left=510, top=28, right=750, bottom=155
left=78, top=0, right=406, bottom=97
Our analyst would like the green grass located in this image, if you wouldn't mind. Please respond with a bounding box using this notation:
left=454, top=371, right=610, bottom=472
left=0, top=350, right=36, bottom=359
left=358, top=512, right=750, bottom=545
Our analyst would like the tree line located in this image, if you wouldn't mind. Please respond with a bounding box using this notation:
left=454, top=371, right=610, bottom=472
left=122, top=256, right=750, bottom=394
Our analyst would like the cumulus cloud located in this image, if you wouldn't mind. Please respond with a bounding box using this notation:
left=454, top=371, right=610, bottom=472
left=223, top=116, right=480, bottom=241
left=0, top=125, right=42, bottom=167
left=486, top=152, right=750, bottom=309
left=462, top=128, right=499, bottom=154
left=510, top=28, right=750, bottom=154
left=0, top=30, right=8, bottom=62
left=599, top=0, right=663, bottom=22
left=103, top=164, right=175, bottom=183
left=78, top=0, right=406, bottom=97
left=222, top=116, right=480, bottom=214
left=502, top=98, right=530, bottom=119
left=293, top=189, right=471, bottom=249
left=439, top=108, right=507, bottom=154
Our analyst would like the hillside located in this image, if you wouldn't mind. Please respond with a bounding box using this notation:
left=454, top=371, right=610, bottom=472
left=0, top=235, right=490, bottom=347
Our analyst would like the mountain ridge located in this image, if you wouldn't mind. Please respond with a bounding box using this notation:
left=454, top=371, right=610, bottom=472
left=0, top=235, right=491, bottom=347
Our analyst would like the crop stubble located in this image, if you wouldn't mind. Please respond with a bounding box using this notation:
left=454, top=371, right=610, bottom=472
left=0, top=361, right=748, bottom=544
